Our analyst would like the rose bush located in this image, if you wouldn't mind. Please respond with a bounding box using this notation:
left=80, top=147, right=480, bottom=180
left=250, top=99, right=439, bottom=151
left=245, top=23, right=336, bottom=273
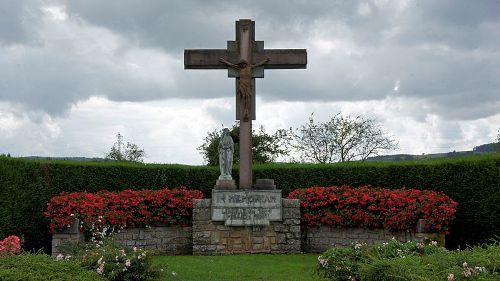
left=45, top=187, right=203, bottom=233
left=0, top=235, right=21, bottom=255
left=288, top=186, right=457, bottom=233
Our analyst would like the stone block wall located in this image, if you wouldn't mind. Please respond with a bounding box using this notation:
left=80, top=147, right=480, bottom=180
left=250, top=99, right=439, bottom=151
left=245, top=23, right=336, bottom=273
left=52, top=220, right=192, bottom=256
left=51, top=219, right=84, bottom=257
left=113, top=226, right=192, bottom=255
left=302, top=226, right=445, bottom=253
left=192, top=198, right=301, bottom=255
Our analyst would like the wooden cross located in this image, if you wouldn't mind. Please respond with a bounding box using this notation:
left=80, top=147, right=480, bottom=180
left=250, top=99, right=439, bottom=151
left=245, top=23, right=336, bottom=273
left=184, top=19, right=307, bottom=189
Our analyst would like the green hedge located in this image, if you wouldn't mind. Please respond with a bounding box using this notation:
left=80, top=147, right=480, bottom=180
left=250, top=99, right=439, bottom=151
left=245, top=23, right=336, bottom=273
left=0, top=154, right=499, bottom=252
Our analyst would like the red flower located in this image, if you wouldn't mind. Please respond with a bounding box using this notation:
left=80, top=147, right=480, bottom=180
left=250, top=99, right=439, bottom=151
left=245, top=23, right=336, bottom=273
left=288, top=185, right=457, bottom=233
left=45, top=187, right=203, bottom=233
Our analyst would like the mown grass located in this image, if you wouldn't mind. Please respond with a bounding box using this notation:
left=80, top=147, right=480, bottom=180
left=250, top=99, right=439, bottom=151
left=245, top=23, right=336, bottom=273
left=153, top=254, right=324, bottom=281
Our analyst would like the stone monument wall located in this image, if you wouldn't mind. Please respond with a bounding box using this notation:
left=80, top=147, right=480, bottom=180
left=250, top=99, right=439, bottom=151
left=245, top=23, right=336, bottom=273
left=52, top=221, right=192, bottom=256
left=112, top=226, right=192, bottom=255
left=192, top=198, right=301, bottom=255
left=302, top=226, right=444, bottom=253
left=52, top=202, right=443, bottom=256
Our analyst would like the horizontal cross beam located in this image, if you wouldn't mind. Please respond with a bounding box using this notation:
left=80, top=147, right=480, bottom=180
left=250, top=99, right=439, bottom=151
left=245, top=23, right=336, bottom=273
left=184, top=49, right=307, bottom=69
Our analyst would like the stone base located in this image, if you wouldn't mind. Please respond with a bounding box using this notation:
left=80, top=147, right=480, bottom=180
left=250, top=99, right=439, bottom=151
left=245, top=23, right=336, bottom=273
left=253, top=179, right=276, bottom=190
left=192, top=198, right=301, bottom=255
left=214, top=179, right=237, bottom=190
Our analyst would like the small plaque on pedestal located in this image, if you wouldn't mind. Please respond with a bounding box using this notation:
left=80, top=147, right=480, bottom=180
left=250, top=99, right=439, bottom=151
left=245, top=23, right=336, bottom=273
left=253, top=179, right=276, bottom=190
left=214, top=179, right=237, bottom=190
left=211, top=189, right=282, bottom=226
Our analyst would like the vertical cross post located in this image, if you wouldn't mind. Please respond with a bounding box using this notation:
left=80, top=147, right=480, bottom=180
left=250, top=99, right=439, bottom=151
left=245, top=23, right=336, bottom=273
left=237, top=20, right=253, bottom=189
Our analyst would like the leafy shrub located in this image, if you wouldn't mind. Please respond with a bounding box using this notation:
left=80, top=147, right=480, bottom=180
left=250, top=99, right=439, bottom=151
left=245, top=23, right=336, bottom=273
left=317, top=239, right=445, bottom=280
left=289, top=186, right=458, bottom=233
left=57, top=239, right=159, bottom=281
left=317, top=239, right=500, bottom=281
left=0, top=252, right=104, bottom=281
left=45, top=187, right=203, bottom=236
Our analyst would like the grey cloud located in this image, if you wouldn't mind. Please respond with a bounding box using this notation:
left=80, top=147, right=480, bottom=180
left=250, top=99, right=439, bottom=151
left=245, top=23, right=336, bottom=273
left=0, top=0, right=498, bottom=122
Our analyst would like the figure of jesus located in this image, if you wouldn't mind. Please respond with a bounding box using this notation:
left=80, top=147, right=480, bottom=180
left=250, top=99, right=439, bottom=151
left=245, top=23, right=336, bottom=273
left=219, top=57, right=270, bottom=121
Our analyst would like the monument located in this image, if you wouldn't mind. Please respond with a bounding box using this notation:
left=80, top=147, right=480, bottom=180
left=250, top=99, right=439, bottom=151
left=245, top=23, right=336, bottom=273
left=185, top=19, right=306, bottom=254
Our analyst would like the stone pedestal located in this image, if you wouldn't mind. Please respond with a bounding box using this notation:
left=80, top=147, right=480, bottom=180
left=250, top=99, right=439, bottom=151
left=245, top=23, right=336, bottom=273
left=253, top=179, right=276, bottom=190
left=192, top=190, right=301, bottom=255
left=214, top=179, right=237, bottom=190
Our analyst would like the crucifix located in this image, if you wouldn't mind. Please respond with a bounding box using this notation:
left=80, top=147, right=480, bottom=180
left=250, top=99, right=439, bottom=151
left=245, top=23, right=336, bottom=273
left=184, top=19, right=307, bottom=189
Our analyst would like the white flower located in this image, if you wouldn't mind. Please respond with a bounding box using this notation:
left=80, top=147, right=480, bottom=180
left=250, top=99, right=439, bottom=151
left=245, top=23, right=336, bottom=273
left=56, top=254, right=64, bottom=261
left=125, top=260, right=131, bottom=267
left=354, top=243, right=362, bottom=250
left=475, top=266, right=487, bottom=273
left=463, top=262, right=468, bottom=268
left=447, top=273, right=455, bottom=281
left=463, top=270, right=472, bottom=277
left=172, top=271, right=177, bottom=276
left=317, top=255, right=329, bottom=268
left=431, top=241, right=438, bottom=246
left=133, top=247, right=137, bottom=252
left=96, top=264, right=105, bottom=275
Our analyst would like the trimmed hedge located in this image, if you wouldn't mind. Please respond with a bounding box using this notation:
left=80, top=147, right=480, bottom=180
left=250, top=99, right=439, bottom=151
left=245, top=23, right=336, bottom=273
left=0, top=154, right=499, bottom=252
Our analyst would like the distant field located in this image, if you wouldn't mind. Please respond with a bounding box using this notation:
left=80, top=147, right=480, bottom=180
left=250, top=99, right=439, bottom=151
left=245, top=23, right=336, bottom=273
left=153, top=254, right=324, bottom=281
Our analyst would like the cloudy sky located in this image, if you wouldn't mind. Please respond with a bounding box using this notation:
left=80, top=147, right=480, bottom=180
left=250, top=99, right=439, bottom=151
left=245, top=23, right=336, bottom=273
left=0, top=0, right=499, bottom=164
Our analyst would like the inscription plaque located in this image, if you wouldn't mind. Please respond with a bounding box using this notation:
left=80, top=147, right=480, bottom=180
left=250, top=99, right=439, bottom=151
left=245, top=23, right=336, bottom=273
left=212, top=190, right=282, bottom=226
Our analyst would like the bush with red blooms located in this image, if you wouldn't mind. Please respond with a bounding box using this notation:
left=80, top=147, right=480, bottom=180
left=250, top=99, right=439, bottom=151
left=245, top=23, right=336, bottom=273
left=288, top=186, right=458, bottom=234
left=0, top=235, right=21, bottom=255
left=45, top=187, right=203, bottom=233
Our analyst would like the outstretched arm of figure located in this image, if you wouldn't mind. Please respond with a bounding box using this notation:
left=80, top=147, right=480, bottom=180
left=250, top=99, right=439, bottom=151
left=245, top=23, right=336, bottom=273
left=252, top=58, right=270, bottom=68
left=219, top=57, right=239, bottom=69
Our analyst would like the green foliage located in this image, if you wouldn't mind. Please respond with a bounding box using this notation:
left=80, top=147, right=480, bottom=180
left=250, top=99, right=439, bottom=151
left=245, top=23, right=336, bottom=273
left=58, top=239, right=158, bottom=281
left=317, top=239, right=447, bottom=281
left=0, top=252, right=104, bottom=281
left=0, top=153, right=498, bottom=253
left=358, top=241, right=500, bottom=281
left=197, top=122, right=290, bottom=166
left=105, top=132, right=146, bottom=163
left=318, top=239, right=500, bottom=281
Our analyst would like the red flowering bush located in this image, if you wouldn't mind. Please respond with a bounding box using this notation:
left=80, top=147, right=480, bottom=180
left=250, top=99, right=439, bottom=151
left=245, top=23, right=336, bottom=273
left=45, top=187, right=203, bottom=233
left=0, top=235, right=21, bottom=255
left=288, top=186, right=458, bottom=234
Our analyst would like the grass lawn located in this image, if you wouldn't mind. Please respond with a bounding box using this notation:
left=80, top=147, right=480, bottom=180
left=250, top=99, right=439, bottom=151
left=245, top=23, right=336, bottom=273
left=153, top=254, right=324, bottom=281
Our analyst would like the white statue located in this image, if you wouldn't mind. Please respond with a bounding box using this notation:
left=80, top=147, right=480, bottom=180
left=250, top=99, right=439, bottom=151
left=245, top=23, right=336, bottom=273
left=218, top=128, right=234, bottom=180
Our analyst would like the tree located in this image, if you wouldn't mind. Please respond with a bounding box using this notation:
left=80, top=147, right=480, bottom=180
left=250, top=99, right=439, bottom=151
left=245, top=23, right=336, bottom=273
left=105, top=132, right=146, bottom=163
left=198, top=123, right=291, bottom=166
left=293, top=113, right=398, bottom=163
